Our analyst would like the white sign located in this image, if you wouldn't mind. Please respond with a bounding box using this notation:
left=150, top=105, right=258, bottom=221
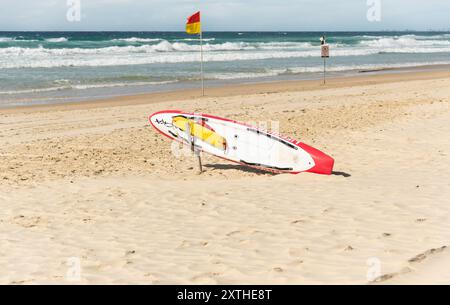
left=321, top=44, right=330, bottom=58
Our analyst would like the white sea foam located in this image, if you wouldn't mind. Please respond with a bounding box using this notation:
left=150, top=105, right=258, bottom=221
left=215, top=61, right=450, bottom=80
left=177, top=38, right=216, bottom=42
left=2, top=44, right=450, bottom=69
left=112, top=37, right=162, bottom=43
left=1, top=36, right=450, bottom=69
left=45, top=37, right=68, bottom=43
left=148, top=40, right=314, bottom=52
left=0, top=80, right=179, bottom=95
left=0, top=47, right=374, bottom=69
left=359, top=36, right=450, bottom=48
left=0, top=37, right=40, bottom=43
left=274, top=61, right=450, bottom=74
left=0, top=86, right=70, bottom=95
left=212, top=71, right=280, bottom=80
left=70, top=80, right=178, bottom=90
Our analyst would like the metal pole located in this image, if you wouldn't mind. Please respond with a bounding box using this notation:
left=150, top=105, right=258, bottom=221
left=186, top=121, right=192, bottom=151
left=200, top=30, right=205, bottom=96
left=323, top=58, right=326, bottom=85
left=196, top=147, right=203, bottom=174
left=187, top=119, right=203, bottom=174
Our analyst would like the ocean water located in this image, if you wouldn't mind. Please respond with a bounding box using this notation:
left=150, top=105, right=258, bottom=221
left=1, top=31, right=450, bottom=107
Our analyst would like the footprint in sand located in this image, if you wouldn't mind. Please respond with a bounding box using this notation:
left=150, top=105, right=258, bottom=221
left=371, top=246, right=448, bottom=283
left=408, top=246, right=447, bottom=263
left=12, top=215, right=43, bottom=229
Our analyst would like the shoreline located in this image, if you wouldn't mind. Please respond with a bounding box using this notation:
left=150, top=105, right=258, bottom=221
left=2, top=64, right=450, bottom=114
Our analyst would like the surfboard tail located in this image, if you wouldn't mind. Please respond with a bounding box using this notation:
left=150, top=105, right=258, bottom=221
left=299, top=143, right=335, bottom=175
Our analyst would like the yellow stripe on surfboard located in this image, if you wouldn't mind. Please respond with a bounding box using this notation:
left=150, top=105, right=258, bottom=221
left=173, top=116, right=227, bottom=150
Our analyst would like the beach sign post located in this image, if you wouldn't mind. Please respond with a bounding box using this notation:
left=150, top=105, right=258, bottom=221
left=321, top=36, right=330, bottom=85
left=186, top=11, right=205, bottom=96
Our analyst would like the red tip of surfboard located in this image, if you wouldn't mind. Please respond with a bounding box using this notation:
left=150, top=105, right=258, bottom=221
left=299, top=143, right=335, bottom=175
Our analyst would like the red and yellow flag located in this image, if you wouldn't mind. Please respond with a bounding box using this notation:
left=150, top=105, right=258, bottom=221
left=186, top=11, right=201, bottom=35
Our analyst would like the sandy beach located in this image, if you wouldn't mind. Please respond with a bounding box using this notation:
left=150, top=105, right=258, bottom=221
left=1, top=69, right=450, bottom=284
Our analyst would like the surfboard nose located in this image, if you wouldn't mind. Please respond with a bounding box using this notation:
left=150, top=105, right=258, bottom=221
left=299, top=143, right=335, bottom=175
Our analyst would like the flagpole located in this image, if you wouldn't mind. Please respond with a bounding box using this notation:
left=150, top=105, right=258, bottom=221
left=200, top=29, right=205, bottom=96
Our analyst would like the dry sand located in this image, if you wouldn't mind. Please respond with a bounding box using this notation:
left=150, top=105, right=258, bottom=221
left=0, top=70, right=449, bottom=284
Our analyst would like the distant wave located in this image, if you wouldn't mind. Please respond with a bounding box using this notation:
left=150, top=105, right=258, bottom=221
left=70, top=80, right=178, bottom=90
left=176, top=38, right=216, bottom=42
left=1, top=34, right=450, bottom=69
left=273, top=61, right=450, bottom=74
left=111, top=37, right=162, bottom=43
left=147, top=40, right=315, bottom=52
left=2, top=44, right=450, bottom=69
left=0, top=86, right=71, bottom=95
left=0, top=48, right=368, bottom=69
left=215, top=61, right=450, bottom=79
left=359, top=36, right=450, bottom=48
left=0, top=80, right=179, bottom=95
left=45, top=37, right=68, bottom=43
left=0, top=37, right=40, bottom=42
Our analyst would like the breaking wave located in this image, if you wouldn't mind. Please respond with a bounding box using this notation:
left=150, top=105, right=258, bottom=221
left=45, top=37, right=69, bottom=43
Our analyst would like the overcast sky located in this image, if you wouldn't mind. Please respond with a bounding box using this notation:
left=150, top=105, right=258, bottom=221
left=0, top=0, right=449, bottom=31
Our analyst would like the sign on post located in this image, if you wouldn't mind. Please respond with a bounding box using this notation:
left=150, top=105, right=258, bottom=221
left=321, top=40, right=330, bottom=84
left=321, top=44, right=330, bottom=58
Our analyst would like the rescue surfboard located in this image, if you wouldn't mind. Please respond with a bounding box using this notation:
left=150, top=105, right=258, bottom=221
left=149, top=110, right=334, bottom=175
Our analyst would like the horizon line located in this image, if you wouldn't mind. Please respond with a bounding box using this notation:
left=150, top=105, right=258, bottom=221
left=1, top=29, right=450, bottom=33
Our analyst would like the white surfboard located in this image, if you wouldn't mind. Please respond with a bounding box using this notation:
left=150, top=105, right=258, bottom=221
left=149, top=110, right=334, bottom=175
